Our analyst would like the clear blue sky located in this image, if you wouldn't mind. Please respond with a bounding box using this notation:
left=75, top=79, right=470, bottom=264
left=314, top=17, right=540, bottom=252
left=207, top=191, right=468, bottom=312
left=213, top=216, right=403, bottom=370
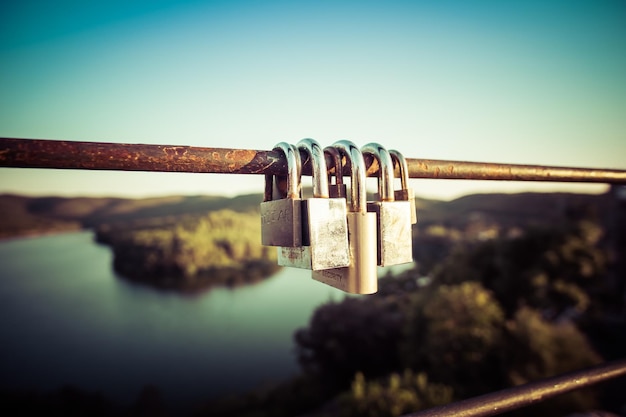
left=1, top=0, right=625, bottom=200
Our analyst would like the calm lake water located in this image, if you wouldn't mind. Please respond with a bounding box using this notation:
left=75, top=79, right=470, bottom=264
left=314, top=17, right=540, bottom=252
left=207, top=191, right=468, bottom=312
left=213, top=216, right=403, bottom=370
left=0, top=231, right=358, bottom=413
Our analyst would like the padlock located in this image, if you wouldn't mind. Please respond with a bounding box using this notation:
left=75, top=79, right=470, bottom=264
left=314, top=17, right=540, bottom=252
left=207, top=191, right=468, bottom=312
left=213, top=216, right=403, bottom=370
left=362, top=143, right=413, bottom=266
left=324, top=146, right=347, bottom=199
left=277, top=139, right=350, bottom=270
left=389, top=149, right=417, bottom=224
left=260, top=142, right=302, bottom=247
left=312, top=140, right=378, bottom=294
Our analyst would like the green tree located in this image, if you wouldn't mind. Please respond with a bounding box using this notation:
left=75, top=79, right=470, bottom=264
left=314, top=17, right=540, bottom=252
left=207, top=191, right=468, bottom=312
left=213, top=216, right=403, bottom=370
left=295, top=296, right=406, bottom=388
left=501, top=307, right=602, bottom=416
left=401, top=282, right=506, bottom=397
left=432, top=223, right=608, bottom=317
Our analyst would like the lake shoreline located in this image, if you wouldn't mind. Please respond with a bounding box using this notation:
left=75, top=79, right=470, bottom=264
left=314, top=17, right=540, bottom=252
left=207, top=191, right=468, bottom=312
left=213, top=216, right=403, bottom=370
left=0, top=225, right=85, bottom=242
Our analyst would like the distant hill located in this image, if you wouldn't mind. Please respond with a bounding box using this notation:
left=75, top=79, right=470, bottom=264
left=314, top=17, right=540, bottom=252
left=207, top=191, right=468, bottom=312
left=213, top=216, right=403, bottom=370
left=0, top=191, right=610, bottom=239
left=416, top=192, right=609, bottom=230
left=0, top=194, right=83, bottom=238
left=0, top=193, right=263, bottom=238
left=407, top=192, right=611, bottom=275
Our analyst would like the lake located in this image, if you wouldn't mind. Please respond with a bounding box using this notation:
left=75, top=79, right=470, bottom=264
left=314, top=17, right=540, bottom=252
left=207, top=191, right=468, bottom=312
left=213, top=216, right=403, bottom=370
left=0, top=231, right=359, bottom=414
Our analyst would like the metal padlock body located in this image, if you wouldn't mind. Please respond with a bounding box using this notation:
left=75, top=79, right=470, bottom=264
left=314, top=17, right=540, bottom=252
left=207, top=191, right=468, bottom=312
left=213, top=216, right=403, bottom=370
left=362, top=143, right=413, bottom=266
left=260, top=143, right=303, bottom=247
left=313, top=210, right=377, bottom=293
left=279, top=198, right=350, bottom=270
left=312, top=140, right=378, bottom=294
left=390, top=149, right=417, bottom=225
left=278, top=139, right=350, bottom=270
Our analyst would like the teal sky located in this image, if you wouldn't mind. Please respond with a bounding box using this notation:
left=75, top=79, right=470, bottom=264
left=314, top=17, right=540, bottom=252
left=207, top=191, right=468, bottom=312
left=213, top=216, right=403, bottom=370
left=1, top=0, right=625, bottom=200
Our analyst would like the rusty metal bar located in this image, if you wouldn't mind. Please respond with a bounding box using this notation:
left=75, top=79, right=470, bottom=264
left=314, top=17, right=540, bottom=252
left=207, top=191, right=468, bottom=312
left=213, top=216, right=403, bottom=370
left=1, top=137, right=626, bottom=183
left=404, top=358, right=626, bottom=417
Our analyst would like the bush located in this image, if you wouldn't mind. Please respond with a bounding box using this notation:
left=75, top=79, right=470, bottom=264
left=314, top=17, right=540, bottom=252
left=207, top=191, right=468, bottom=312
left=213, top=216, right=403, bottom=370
left=501, top=307, right=602, bottom=416
left=337, top=370, right=452, bottom=417
left=295, top=296, right=406, bottom=387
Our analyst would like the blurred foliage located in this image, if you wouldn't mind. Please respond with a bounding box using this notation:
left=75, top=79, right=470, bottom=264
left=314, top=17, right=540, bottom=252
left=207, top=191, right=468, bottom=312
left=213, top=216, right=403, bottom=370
left=499, top=307, right=602, bottom=416
left=297, top=280, right=603, bottom=417
left=432, top=221, right=609, bottom=317
left=207, top=218, right=613, bottom=417
left=295, top=296, right=406, bottom=386
left=96, top=209, right=278, bottom=292
left=336, top=371, right=452, bottom=417
left=202, top=275, right=605, bottom=416
left=401, top=282, right=507, bottom=397
left=505, top=307, right=601, bottom=384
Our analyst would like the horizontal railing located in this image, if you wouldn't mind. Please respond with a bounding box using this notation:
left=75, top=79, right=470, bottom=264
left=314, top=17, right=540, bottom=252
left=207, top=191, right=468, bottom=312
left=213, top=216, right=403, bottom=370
left=406, top=358, right=626, bottom=417
left=2, top=137, right=626, bottom=183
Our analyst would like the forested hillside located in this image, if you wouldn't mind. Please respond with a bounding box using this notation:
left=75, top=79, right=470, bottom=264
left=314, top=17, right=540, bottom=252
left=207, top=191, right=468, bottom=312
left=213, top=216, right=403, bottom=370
left=2, top=190, right=625, bottom=416
left=95, top=209, right=278, bottom=292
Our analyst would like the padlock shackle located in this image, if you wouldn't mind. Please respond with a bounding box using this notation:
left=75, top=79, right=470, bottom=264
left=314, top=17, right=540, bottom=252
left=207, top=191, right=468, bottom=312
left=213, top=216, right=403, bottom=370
left=333, top=140, right=367, bottom=213
left=361, top=143, right=395, bottom=202
left=273, top=142, right=301, bottom=200
left=297, top=139, right=329, bottom=199
left=389, top=149, right=409, bottom=189
left=263, top=174, right=274, bottom=202
left=324, top=146, right=344, bottom=187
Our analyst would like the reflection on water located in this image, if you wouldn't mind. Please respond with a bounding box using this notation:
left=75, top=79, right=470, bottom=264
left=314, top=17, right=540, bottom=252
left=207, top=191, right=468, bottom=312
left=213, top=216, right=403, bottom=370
left=0, top=231, right=354, bottom=412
